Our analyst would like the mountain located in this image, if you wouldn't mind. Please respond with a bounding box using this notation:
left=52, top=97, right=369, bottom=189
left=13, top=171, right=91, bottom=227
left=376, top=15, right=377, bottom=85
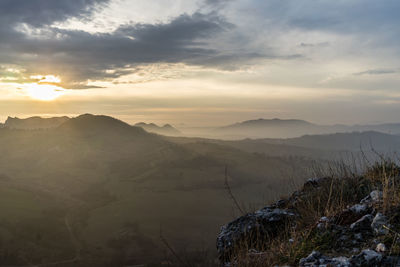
left=0, top=114, right=315, bottom=266
left=261, top=131, right=400, bottom=152
left=213, top=118, right=400, bottom=139
left=169, top=132, right=396, bottom=163
left=135, top=122, right=181, bottom=136
left=169, top=131, right=400, bottom=165
left=60, top=114, right=145, bottom=136
left=224, top=118, right=314, bottom=128
left=2, top=114, right=400, bottom=265
left=350, top=123, right=400, bottom=134
left=4, top=115, right=70, bottom=129
left=215, top=118, right=321, bottom=139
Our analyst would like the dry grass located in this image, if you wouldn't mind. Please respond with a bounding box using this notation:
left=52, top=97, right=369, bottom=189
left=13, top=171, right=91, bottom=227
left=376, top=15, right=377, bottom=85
left=225, top=156, right=400, bottom=266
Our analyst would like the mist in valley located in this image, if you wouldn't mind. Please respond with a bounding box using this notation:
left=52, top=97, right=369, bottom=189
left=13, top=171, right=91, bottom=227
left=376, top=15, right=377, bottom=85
left=0, top=0, right=399, bottom=266
left=0, top=114, right=398, bottom=266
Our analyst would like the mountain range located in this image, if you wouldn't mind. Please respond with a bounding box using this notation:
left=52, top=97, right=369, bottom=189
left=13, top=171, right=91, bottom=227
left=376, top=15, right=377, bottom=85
left=213, top=118, right=400, bottom=139
left=4, top=116, right=400, bottom=140
left=2, top=114, right=400, bottom=265
left=4, top=116, right=70, bottom=129
left=0, top=114, right=315, bottom=265
left=134, top=122, right=181, bottom=136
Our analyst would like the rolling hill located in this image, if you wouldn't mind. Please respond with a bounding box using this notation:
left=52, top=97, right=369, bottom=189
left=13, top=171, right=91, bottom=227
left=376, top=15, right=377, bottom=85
left=0, top=114, right=315, bottom=266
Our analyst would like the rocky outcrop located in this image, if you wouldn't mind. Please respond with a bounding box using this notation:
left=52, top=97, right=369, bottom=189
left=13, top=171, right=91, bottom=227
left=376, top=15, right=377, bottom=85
left=299, top=249, right=385, bottom=267
left=216, top=177, right=329, bottom=265
left=217, top=175, right=400, bottom=266
left=217, top=205, right=296, bottom=263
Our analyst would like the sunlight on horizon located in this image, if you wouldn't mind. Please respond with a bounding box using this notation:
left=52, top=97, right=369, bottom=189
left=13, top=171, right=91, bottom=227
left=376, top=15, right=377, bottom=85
left=23, top=75, right=65, bottom=101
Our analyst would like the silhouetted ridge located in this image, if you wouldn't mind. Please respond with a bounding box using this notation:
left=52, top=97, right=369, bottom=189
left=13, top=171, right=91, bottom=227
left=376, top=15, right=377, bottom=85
left=58, top=114, right=146, bottom=135
left=135, top=122, right=157, bottom=127
left=4, top=116, right=70, bottom=129
left=223, top=118, right=314, bottom=129
left=214, top=118, right=400, bottom=139
left=134, top=121, right=181, bottom=135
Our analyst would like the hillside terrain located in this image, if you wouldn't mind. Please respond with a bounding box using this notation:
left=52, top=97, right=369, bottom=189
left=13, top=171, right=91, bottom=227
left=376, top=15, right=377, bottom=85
left=260, top=131, right=400, bottom=152
left=3, top=114, right=400, bottom=265
left=169, top=130, right=400, bottom=163
left=205, top=119, right=400, bottom=139
left=0, top=114, right=315, bottom=266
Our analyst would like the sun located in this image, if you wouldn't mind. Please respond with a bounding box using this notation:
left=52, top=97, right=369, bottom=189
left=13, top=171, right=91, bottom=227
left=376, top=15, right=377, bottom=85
left=25, top=83, right=65, bottom=101
left=24, top=75, right=66, bottom=101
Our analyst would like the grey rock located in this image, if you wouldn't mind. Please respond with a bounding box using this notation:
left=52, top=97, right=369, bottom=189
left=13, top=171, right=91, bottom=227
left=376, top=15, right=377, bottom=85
left=361, top=190, right=383, bottom=204
left=317, top=216, right=330, bottom=230
left=376, top=243, right=387, bottom=253
left=350, top=214, right=373, bottom=231
left=354, top=233, right=363, bottom=241
left=370, top=191, right=384, bottom=202
left=300, top=251, right=351, bottom=267
left=331, top=257, right=352, bottom=267
left=371, top=212, right=389, bottom=235
left=350, top=249, right=383, bottom=266
left=299, top=251, right=323, bottom=266
left=217, top=207, right=296, bottom=263
left=349, top=204, right=368, bottom=214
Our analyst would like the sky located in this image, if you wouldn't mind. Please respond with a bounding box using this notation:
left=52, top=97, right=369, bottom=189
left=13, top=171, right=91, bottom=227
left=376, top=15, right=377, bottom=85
left=0, top=0, right=399, bottom=126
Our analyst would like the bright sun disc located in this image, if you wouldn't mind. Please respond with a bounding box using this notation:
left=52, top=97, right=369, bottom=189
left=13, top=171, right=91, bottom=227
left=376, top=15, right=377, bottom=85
left=25, top=83, right=65, bottom=101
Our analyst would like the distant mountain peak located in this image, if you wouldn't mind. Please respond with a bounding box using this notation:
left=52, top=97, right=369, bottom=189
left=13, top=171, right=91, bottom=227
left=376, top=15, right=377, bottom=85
left=163, top=124, right=174, bottom=129
left=58, top=114, right=146, bottom=136
left=224, top=118, right=314, bottom=128
left=134, top=122, right=181, bottom=136
left=4, top=115, right=70, bottom=129
left=60, top=114, right=126, bottom=127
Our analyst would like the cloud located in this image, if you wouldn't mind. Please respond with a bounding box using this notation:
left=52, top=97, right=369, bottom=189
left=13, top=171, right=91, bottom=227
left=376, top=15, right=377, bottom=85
left=0, top=0, right=109, bottom=26
left=203, top=0, right=232, bottom=7
left=0, top=0, right=111, bottom=88
left=354, top=69, right=398, bottom=76
left=0, top=1, right=301, bottom=89
left=0, top=5, right=229, bottom=88
left=1, top=0, right=398, bottom=92
left=299, top=42, right=330, bottom=48
left=258, top=0, right=400, bottom=34
left=3, top=12, right=233, bottom=88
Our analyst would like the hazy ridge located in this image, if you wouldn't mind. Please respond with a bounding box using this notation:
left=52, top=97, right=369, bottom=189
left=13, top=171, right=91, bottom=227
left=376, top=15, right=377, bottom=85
left=0, top=114, right=314, bottom=266
left=1, top=114, right=400, bottom=265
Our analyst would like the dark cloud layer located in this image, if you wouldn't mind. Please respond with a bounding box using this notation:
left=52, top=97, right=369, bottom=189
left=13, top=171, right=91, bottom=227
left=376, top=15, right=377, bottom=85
left=2, top=0, right=398, bottom=90
left=0, top=0, right=263, bottom=88
left=0, top=0, right=109, bottom=26
left=1, top=12, right=237, bottom=88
